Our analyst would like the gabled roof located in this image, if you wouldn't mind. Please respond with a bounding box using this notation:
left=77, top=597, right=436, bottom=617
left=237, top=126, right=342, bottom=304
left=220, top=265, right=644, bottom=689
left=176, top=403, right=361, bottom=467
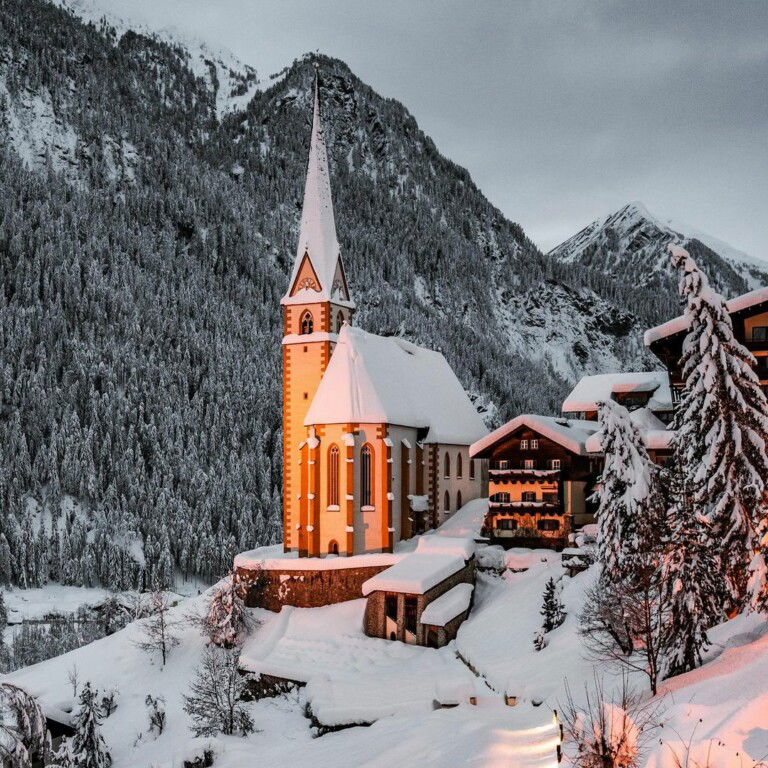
left=644, top=286, right=768, bottom=346
left=282, top=71, right=352, bottom=307
left=584, top=407, right=674, bottom=453
left=470, top=414, right=599, bottom=458
left=561, top=372, right=673, bottom=414
left=304, top=325, right=488, bottom=445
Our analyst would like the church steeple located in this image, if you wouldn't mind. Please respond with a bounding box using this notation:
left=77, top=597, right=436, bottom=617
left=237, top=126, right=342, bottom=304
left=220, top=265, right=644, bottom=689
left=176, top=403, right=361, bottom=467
left=282, top=66, right=352, bottom=306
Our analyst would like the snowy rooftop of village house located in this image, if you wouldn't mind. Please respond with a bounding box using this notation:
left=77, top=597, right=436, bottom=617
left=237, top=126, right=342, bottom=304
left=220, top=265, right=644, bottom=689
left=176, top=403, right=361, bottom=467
left=419, top=583, right=474, bottom=627
left=361, top=537, right=474, bottom=596
left=584, top=407, right=674, bottom=453
left=643, top=285, right=768, bottom=346
left=561, top=371, right=673, bottom=413
left=470, top=414, right=599, bottom=458
left=304, top=324, right=488, bottom=445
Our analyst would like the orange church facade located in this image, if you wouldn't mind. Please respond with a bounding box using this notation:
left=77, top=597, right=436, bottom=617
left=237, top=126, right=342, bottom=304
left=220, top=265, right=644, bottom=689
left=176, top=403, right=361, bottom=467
left=280, top=74, right=487, bottom=558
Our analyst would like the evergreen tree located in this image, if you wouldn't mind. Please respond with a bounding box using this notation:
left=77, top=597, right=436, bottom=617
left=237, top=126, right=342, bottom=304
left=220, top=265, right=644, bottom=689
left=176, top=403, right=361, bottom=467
left=0, top=682, right=52, bottom=767
left=540, top=577, right=565, bottom=632
left=669, top=244, right=768, bottom=607
left=58, top=682, right=112, bottom=768
left=201, top=571, right=250, bottom=648
left=593, top=399, right=665, bottom=582
left=663, top=460, right=723, bottom=676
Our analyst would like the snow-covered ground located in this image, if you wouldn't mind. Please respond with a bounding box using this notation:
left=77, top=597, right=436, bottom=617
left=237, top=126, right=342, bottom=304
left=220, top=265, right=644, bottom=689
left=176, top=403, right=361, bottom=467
left=4, top=501, right=768, bottom=767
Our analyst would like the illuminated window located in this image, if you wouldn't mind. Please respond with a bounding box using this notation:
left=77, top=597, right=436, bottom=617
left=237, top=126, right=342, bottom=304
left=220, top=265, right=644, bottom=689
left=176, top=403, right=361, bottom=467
left=550, top=459, right=561, bottom=470
left=361, top=445, right=373, bottom=506
left=328, top=445, right=340, bottom=506
left=523, top=459, right=535, bottom=470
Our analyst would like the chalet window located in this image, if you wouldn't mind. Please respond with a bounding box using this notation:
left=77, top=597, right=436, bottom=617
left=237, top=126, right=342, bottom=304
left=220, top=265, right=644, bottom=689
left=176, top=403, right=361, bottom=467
left=456, top=490, right=462, bottom=510
left=300, top=310, right=314, bottom=335
left=404, top=597, right=418, bottom=634
left=523, top=459, right=535, bottom=470
left=497, top=460, right=509, bottom=470
left=537, top=518, right=560, bottom=532
left=456, top=453, right=463, bottom=479
left=361, top=445, right=373, bottom=506
left=497, top=518, right=517, bottom=530
left=521, top=491, right=536, bottom=502
left=328, top=445, right=340, bottom=506
left=444, top=452, right=451, bottom=479
left=491, top=492, right=510, bottom=503
left=550, top=459, right=561, bottom=470
left=530, top=439, right=539, bottom=449
left=469, top=459, right=476, bottom=480
left=520, top=439, right=528, bottom=449
left=444, top=490, right=451, bottom=513
left=543, top=492, right=559, bottom=504
left=752, top=326, right=768, bottom=341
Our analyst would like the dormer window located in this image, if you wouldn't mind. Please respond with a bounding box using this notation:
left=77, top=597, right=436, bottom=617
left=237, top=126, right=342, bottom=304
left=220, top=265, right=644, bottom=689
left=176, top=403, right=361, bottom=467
left=300, top=311, right=314, bottom=335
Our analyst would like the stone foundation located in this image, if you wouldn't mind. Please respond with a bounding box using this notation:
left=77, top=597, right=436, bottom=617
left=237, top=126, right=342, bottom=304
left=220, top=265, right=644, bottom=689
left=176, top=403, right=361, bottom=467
left=236, top=563, right=391, bottom=611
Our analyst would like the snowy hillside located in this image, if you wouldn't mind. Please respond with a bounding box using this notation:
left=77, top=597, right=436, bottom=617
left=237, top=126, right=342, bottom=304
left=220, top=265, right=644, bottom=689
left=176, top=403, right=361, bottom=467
left=7, top=505, right=768, bottom=768
left=549, top=202, right=768, bottom=300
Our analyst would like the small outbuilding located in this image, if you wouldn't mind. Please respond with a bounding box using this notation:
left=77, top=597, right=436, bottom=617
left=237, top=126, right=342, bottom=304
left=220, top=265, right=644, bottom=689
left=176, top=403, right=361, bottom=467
left=362, top=537, right=475, bottom=647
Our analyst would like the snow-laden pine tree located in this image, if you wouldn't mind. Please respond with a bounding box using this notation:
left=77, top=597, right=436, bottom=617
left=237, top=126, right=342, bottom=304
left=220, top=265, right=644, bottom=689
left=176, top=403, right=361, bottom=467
left=669, top=244, right=768, bottom=608
left=662, top=459, right=723, bottom=677
left=58, top=682, right=112, bottom=768
left=202, top=571, right=250, bottom=648
left=593, top=399, right=665, bottom=582
left=0, top=683, right=52, bottom=767
left=540, top=577, right=565, bottom=632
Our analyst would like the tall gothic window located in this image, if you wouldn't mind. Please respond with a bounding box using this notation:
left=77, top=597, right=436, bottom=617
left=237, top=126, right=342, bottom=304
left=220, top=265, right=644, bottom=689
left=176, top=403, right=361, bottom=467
left=337, top=310, right=345, bottom=331
left=444, top=490, right=451, bottom=514
left=300, top=311, right=314, bottom=335
left=456, top=490, right=462, bottom=510
left=361, top=444, right=373, bottom=507
left=469, top=459, right=476, bottom=480
left=328, top=445, right=340, bottom=506
left=456, top=453, right=463, bottom=479
left=444, top=452, right=451, bottom=479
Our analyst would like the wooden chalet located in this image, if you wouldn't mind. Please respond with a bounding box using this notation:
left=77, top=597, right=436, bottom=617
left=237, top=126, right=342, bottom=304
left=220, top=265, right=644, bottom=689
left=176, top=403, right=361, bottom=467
left=470, top=416, right=601, bottom=549
left=645, top=286, right=768, bottom=401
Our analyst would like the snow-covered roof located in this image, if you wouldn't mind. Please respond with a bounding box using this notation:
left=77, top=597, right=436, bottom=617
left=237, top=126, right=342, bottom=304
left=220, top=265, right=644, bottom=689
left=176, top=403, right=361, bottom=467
left=644, top=286, right=768, bottom=346
left=305, top=325, right=488, bottom=445
left=362, top=552, right=466, bottom=596
left=282, top=73, right=352, bottom=307
left=470, top=415, right=599, bottom=458
left=584, top=407, right=674, bottom=453
left=562, top=371, right=672, bottom=414
left=420, top=583, right=474, bottom=627
left=416, top=535, right=474, bottom=561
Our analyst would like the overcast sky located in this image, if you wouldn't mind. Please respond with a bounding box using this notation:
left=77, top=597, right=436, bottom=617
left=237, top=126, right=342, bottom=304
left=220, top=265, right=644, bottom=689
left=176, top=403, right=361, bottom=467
left=81, top=0, right=768, bottom=258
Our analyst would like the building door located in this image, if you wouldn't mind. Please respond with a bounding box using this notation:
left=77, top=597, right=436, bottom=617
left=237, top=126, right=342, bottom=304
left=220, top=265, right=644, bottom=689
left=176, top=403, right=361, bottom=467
left=404, top=596, right=418, bottom=645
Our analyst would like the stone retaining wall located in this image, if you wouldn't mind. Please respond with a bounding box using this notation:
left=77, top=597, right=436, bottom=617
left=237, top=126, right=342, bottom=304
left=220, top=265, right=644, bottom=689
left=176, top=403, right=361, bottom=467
left=236, top=563, right=390, bottom=611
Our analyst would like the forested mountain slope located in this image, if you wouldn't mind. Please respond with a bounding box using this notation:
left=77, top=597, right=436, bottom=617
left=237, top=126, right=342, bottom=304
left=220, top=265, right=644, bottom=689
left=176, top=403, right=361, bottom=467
left=0, top=0, right=681, bottom=589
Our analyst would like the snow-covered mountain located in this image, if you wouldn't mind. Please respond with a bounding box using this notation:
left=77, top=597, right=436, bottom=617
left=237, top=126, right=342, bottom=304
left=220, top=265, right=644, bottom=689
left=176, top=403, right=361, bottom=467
left=549, top=201, right=768, bottom=297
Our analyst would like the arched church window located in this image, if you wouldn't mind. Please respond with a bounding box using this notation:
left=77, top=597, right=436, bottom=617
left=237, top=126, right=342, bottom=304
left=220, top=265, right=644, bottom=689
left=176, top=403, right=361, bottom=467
left=444, top=452, right=451, bottom=479
left=328, top=540, right=339, bottom=555
left=470, top=459, right=476, bottom=480
left=444, top=490, right=451, bottom=515
left=300, top=311, right=314, bottom=335
left=328, top=445, right=340, bottom=506
left=337, top=310, right=345, bottom=332
left=456, top=453, right=463, bottom=479
left=456, top=490, right=462, bottom=511
left=361, top=444, right=373, bottom=506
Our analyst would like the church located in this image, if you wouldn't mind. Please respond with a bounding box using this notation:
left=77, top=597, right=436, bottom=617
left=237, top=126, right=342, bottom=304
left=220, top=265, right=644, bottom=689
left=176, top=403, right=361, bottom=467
left=280, top=74, right=487, bottom=558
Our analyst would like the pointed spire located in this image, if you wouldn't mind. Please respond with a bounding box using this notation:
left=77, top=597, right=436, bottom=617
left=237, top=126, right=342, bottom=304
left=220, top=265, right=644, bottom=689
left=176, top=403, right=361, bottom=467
left=283, top=64, right=350, bottom=305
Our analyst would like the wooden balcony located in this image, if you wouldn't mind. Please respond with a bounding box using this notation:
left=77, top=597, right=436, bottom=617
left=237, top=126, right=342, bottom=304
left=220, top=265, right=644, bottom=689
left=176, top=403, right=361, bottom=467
left=489, top=467, right=560, bottom=482
left=488, top=500, right=562, bottom=514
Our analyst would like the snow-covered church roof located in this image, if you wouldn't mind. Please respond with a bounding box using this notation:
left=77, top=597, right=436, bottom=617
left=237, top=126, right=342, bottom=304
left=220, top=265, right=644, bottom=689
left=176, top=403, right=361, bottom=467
left=470, top=414, right=599, bottom=458
left=282, top=71, right=352, bottom=308
left=304, top=325, right=488, bottom=445
left=561, top=371, right=673, bottom=414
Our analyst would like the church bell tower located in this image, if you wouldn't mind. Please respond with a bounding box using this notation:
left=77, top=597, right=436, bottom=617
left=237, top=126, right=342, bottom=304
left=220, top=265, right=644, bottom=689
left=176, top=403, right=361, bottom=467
left=281, top=67, right=354, bottom=555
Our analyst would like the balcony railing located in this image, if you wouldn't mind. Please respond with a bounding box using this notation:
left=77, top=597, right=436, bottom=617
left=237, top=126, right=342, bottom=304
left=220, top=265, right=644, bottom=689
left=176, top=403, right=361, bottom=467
left=489, top=467, right=560, bottom=479
left=488, top=500, right=561, bottom=514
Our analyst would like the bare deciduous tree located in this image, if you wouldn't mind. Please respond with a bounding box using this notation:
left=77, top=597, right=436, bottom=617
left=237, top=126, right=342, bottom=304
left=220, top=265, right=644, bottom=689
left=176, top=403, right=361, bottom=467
left=133, top=592, right=180, bottom=667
